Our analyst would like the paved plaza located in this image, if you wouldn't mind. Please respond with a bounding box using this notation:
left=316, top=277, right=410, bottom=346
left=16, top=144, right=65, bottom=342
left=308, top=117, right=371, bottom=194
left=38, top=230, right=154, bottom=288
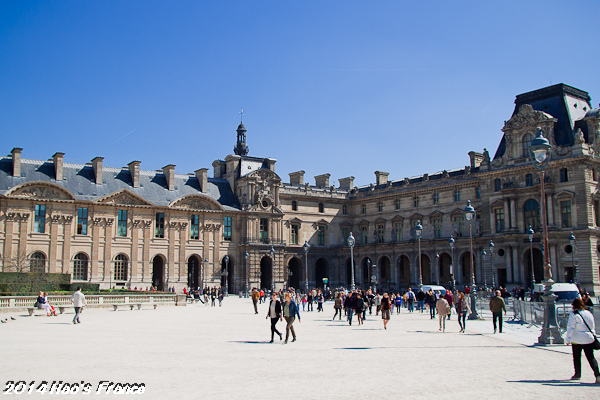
left=1, top=297, right=598, bottom=399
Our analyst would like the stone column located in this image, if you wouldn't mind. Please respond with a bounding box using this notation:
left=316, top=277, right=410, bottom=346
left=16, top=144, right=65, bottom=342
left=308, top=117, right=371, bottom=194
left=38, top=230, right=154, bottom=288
left=168, top=221, right=176, bottom=287
left=131, top=220, right=140, bottom=282
left=3, top=214, right=15, bottom=272
left=178, top=223, right=187, bottom=282
left=91, top=219, right=101, bottom=282
left=510, top=198, right=517, bottom=231
left=547, top=194, right=555, bottom=226
left=512, top=246, right=522, bottom=284
left=142, top=221, right=152, bottom=284
left=104, top=220, right=113, bottom=286
left=18, top=214, right=29, bottom=270
left=504, top=198, right=511, bottom=230
left=49, top=215, right=59, bottom=273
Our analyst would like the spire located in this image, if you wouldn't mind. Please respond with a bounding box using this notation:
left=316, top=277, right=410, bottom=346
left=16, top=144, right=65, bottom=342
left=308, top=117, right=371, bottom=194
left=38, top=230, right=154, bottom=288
left=234, top=112, right=249, bottom=156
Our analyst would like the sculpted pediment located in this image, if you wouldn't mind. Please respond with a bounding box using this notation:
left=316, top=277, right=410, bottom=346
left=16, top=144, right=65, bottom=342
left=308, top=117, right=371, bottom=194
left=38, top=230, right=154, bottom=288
left=6, top=182, right=76, bottom=201
left=170, top=195, right=222, bottom=211
left=96, top=189, right=153, bottom=206
left=503, top=104, right=556, bottom=131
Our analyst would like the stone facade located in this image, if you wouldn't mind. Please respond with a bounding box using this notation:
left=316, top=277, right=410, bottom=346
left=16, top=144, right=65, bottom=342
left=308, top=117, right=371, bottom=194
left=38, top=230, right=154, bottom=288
left=1, top=83, right=600, bottom=294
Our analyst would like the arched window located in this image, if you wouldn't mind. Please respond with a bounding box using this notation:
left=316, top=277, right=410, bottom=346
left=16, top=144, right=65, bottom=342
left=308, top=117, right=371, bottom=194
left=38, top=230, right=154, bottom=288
left=114, top=254, right=128, bottom=281
left=29, top=252, right=46, bottom=273
left=73, top=253, right=88, bottom=281
left=522, top=133, right=533, bottom=158
left=524, top=199, right=540, bottom=231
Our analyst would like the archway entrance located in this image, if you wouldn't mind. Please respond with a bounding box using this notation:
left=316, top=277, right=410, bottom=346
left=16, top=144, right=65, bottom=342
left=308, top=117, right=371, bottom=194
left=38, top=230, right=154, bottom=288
left=362, top=258, right=373, bottom=287
left=345, top=258, right=353, bottom=288
left=315, top=258, right=329, bottom=288
left=188, top=256, right=200, bottom=289
left=461, top=252, right=474, bottom=286
left=260, top=256, right=273, bottom=291
left=287, top=257, right=302, bottom=290
left=438, top=253, right=452, bottom=286
left=152, top=255, right=165, bottom=291
left=525, top=248, right=544, bottom=286
left=378, top=256, right=391, bottom=289
left=221, top=257, right=235, bottom=294
left=397, top=255, right=410, bottom=286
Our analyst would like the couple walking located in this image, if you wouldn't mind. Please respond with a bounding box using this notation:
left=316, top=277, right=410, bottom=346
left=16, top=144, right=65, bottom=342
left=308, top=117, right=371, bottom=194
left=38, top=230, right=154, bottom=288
left=266, top=292, right=301, bottom=343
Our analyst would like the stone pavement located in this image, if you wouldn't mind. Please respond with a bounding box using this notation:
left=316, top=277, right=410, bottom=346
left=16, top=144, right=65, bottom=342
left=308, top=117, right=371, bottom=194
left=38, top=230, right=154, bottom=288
left=0, top=297, right=598, bottom=399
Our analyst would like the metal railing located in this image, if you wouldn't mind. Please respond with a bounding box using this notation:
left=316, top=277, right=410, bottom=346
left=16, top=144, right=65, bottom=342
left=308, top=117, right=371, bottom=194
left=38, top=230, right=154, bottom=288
left=0, top=294, right=178, bottom=310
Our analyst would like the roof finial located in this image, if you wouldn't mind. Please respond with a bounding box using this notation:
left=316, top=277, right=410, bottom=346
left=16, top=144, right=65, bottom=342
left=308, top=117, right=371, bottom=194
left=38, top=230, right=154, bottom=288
left=239, top=108, right=244, bottom=123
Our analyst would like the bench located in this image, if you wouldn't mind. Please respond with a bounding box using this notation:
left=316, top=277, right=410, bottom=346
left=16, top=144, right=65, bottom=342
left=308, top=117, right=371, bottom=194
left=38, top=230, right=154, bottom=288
left=27, top=306, right=67, bottom=316
left=112, top=303, right=157, bottom=311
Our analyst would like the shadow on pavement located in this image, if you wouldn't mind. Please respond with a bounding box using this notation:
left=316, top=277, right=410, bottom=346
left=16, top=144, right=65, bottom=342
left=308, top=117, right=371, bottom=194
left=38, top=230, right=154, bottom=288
left=507, top=379, right=598, bottom=387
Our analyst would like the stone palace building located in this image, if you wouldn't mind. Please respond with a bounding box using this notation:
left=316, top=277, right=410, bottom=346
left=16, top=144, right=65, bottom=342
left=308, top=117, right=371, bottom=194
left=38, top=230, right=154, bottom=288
left=1, top=83, right=599, bottom=294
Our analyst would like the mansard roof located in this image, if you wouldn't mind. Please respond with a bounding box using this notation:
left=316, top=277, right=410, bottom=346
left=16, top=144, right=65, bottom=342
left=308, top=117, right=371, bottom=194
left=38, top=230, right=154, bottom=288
left=0, top=157, right=240, bottom=210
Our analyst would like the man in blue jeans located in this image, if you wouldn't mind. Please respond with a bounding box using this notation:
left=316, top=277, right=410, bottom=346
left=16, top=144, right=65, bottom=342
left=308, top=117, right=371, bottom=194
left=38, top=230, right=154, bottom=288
left=344, top=293, right=355, bottom=325
left=406, top=288, right=415, bottom=312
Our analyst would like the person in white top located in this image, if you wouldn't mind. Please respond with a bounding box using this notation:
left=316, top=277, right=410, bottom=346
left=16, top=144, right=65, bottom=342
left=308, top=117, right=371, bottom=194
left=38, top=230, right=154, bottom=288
left=70, top=287, right=87, bottom=325
left=565, top=297, right=600, bottom=383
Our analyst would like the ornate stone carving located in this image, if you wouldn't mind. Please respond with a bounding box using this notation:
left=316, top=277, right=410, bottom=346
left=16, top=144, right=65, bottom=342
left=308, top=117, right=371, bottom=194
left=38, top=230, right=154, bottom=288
left=13, top=185, right=71, bottom=200
left=503, top=104, right=555, bottom=131
left=176, top=198, right=216, bottom=210
left=102, top=192, right=144, bottom=206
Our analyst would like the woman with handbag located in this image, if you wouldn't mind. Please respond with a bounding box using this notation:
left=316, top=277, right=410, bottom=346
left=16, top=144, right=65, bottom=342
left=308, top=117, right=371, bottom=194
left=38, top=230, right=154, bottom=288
left=435, top=295, right=450, bottom=332
left=565, top=297, right=600, bottom=383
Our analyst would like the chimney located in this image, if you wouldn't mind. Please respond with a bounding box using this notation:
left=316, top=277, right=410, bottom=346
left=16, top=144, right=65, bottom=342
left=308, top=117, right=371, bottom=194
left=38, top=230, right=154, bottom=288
left=11, top=147, right=22, bottom=177
left=52, top=152, right=64, bottom=181
left=469, top=151, right=483, bottom=168
left=289, top=170, right=305, bottom=185
left=195, top=168, right=208, bottom=193
left=92, top=157, right=103, bottom=184
left=339, top=176, right=355, bottom=190
left=212, top=160, right=224, bottom=179
left=314, top=173, right=330, bottom=188
left=162, top=164, right=176, bottom=191
left=264, top=158, right=276, bottom=172
left=128, top=161, right=141, bottom=188
left=375, top=171, right=389, bottom=186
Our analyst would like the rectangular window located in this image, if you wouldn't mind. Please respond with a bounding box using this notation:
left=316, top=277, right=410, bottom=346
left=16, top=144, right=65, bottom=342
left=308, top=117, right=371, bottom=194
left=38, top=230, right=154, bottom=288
left=393, top=222, right=402, bottom=241
left=342, top=204, right=347, bottom=215
left=291, top=224, right=299, bottom=245
left=452, top=215, right=463, bottom=237
left=223, top=216, right=232, bottom=241
left=260, top=218, right=269, bottom=243
left=433, top=219, right=441, bottom=239
left=361, top=226, right=368, bottom=245
left=361, top=204, right=367, bottom=214
left=494, top=208, right=505, bottom=233
left=560, top=168, right=568, bottom=182
left=414, top=196, right=419, bottom=207
left=395, top=198, right=401, bottom=210
left=117, top=210, right=127, bottom=237
left=318, top=226, right=325, bottom=245
left=476, top=187, right=481, bottom=199
left=526, top=174, right=533, bottom=187
left=77, top=207, right=88, bottom=235
left=190, top=215, right=199, bottom=240
left=376, top=224, right=384, bottom=243
left=454, top=190, right=460, bottom=202
left=433, top=193, right=439, bottom=205
left=34, top=204, right=46, bottom=233
left=494, top=179, right=501, bottom=192
left=155, top=212, right=165, bottom=238
left=596, top=201, right=600, bottom=227
left=377, top=202, right=383, bottom=212
left=561, top=200, right=572, bottom=228
left=342, top=227, right=350, bottom=245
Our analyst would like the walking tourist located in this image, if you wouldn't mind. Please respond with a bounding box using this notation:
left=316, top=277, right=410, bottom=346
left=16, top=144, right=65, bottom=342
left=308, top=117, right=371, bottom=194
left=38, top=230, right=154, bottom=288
left=333, top=292, right=343, bottom=320
left=282, top=293, right=301, bottom=343
left=489, top=290, right=507, bottom=333
left=416, top=289, right=426, bottom=313
left=455, top=292, right=469, bottom=333
left=252, top=288, right=260, bottom=314
left=266, top=292, right=282, bottom=343
left=380, top=293, right=391, bottom=329
left=344, top=292, right=355, bottom=325
left=444, top=289, right=454, bottom=320
left=566, top=298, right=600, bottom=383
left=406, top=288, right=415, bottom=312
left=436, top=294, right=450, bottom=332
left=70, top=287, right=87, bottom=324
left=425, top=290, right=436, bottom=319
left=355, top=293, right=365, bottom=325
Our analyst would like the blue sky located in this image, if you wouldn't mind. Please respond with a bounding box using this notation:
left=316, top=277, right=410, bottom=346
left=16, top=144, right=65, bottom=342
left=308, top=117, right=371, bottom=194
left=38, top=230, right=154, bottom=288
left=1, top=1, right=599, bottom=186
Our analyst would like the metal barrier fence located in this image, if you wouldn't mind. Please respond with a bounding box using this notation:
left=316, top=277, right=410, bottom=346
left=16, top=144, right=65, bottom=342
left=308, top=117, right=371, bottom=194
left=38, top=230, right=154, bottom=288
left=0, top=294, right=179, bottom=310
left=472, top=296, right=600, bottom=335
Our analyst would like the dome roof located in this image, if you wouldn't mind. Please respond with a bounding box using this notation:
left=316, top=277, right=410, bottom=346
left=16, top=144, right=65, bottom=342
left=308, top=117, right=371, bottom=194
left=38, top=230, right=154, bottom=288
left=237, top=123, right=246, bottom=132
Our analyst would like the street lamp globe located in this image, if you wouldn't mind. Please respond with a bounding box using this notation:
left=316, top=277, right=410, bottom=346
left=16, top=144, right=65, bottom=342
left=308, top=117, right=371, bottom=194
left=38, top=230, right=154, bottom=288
left=569, top=232, right=576, bottom=247
left=347, top=233, right=355, bottom=248
left=348, top=232, right=356, bottom=292
left=530, top=127, right=552, bottom=167
left=449, top=235, right=455, bottom=250
left=463, top=200, right=475, bottom=222
left=415, top=220, right=423, bottom=239
left=488, top=240, right=494, bottom=254
left=527, top=225, right=534, bottom=242
left=303, top=240, right=310, bottom=254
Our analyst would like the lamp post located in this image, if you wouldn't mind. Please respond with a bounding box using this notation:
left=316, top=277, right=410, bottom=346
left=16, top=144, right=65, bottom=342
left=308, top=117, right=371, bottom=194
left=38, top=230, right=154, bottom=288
left=223, top=255, right=229, bottom=296
left=303, top=241, right=310, bottom=295
left=464, top=200, right=479, bottom=320
left=527, top=225, right=535, bottom=295
left=489, top=240, right=495, bottom=291
left=244, top=251, right=249, bottom=298
left=435, top=253, right=440, bottom=286
left=415, top=220, right=423, bottom=289
left=371, top=264, right=377, bottom=294
left=366, top=258, right=371, bottom=289
left=449, top=235, right=455, bottom=291
left=530, top=127, right=563, bottom=345
left=202, top=258, right=208, bottom=291
left=569, top=232, right=577, bottom=285
left=348, top=232, right=355, bottom=292
left=269, top=246, right=275, bottom=294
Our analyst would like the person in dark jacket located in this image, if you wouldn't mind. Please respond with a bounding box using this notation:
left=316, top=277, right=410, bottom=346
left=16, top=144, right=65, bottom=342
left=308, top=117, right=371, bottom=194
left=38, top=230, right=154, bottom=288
left=444, top=290, right=454, bottom=320
left=265, top=292, right=282, bottom=342
left=355, top=293, right=365, bottom=326
left=425, top=290, right=436, bottom=319
left=282, top=292, right=301, bottom=343
left=344, top=292, right=355, bottom=325
left=416, top=289, right=426, bottom=313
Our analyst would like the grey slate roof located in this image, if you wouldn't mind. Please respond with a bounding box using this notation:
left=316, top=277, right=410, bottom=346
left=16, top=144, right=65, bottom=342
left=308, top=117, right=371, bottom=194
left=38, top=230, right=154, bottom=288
left=0, top=157, right=240, bottom=211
